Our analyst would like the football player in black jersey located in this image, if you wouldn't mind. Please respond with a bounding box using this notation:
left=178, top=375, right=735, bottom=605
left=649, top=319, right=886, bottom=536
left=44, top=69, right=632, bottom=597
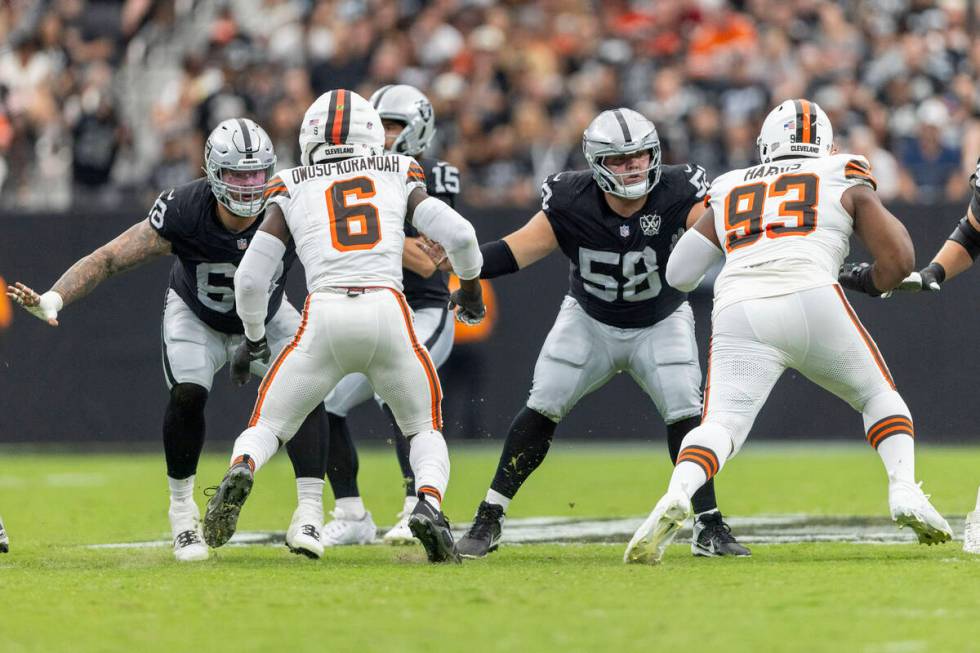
left=445, top=108, right=749, bottom=558
left=7, top=119, right=330, bottom=561
left=318, top=84, right=463, bottom=547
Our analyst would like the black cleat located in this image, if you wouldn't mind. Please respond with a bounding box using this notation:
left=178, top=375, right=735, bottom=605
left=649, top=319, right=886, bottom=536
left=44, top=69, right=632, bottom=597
left=691, top=511, right=751, bottom=557
left=203, top=457, right=254, bottom=548
left=0, top=515, right=8, bottom=554
left=407, top=495, right=461, bottom=564
left=456, top=501, right=504, bottom=559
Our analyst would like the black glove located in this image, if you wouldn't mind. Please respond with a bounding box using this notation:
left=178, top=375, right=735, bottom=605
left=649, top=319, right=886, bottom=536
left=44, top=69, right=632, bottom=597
left=449, top=284, right=485, bottom=326
left=838, top=262, right=883, bottom=297
left=231, top=336, right=271, bottom=386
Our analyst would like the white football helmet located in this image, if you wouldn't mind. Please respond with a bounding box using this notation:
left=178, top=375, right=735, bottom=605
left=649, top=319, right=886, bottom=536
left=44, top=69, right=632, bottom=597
left=204, top=118, right=277, bottom=218
left=369, top=84, right=436, bottom=156
left=582, top=108, right=661, bottom=199
left=757, top=99, right=833, bottom=163
left=299, top=89, right=384, bottom=166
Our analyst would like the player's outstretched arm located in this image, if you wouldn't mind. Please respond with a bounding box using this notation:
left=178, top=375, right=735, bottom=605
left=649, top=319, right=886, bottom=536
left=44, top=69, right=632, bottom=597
left=900, top=204, right=980, bottom=292
left=840, top=184, right=915, bottom=296
left=665, top=208, right=723, bottom=292
left=5, top=220, right=171, bottom=326
left=234, top=203, right=289, bottom=344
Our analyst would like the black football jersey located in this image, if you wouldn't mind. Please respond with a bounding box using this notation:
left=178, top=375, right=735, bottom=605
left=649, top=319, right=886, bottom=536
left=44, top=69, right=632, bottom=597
left=402, top=158, right=459, bottom=310
left=147, top=177, right=296, bottom=334
left=541, top=164, right=708, bottom=328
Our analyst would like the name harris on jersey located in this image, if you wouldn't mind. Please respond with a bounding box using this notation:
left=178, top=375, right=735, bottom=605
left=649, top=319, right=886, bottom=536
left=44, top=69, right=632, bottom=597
left=742, top=160, right=803, bottom=181
left=289, top=155, right=405, bottom=184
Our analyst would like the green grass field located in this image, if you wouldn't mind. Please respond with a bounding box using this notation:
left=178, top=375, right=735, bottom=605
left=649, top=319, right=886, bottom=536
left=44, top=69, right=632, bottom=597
left=2, top=442, right=979, bottom=653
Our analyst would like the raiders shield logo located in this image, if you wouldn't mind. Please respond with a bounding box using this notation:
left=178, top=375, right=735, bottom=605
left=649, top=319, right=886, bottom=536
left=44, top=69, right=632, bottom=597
left=639, top=213, right=661, bottom=236
left=619, top=224, right=630, bottom=238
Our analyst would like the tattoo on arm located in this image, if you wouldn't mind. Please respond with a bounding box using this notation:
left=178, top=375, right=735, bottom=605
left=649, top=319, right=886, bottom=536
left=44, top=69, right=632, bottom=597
left=51, top=221, right=171, bottom=306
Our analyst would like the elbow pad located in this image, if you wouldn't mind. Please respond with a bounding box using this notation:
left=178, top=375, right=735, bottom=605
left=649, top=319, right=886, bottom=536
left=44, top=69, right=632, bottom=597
left=479, top=240, right=519, bottom=279
left=235, top=231, right=286, bottom=340
left=412, top=196, right=483, bottom=279
left=665, top=229, right=723, bottom=292
left=948, top=216, right=980, bottom=261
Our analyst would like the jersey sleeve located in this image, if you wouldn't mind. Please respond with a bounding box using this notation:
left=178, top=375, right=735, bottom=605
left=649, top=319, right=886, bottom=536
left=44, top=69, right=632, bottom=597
left=683, top=163, right=710, bottom=204
left=842, top=155, right=877, bottom=190
left=406, top=159, right=427, bottom=194
left=146, top=188, right=181, bottom=242
left=263, top=173, right=292, bottom=213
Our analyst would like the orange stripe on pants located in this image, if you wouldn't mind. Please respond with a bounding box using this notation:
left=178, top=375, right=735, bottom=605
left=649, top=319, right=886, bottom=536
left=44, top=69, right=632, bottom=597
left=388, top=290, right=443, bottom=431
left=248, top=295, right=312, bottom=427
left=832, top=285, right=895, bottom=389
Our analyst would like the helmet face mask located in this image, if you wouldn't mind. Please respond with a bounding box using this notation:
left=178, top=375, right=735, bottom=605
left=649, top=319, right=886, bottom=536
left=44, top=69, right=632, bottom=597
left=204, top=118, right=276, bottom=218
left=299, top=89, right=385, bottom=166
left=757, top=99, right=834, bottom=164
left=583, top=108, right=662, bottom=200
left=369, top=85, right=436, bottom=156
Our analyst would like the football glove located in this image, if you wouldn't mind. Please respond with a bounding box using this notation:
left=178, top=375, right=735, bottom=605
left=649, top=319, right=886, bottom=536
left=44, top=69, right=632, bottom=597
left=896, top=262, right=945, bottom=293
left=838, top=262, right=883, bottom=297
left=449, top=284, right=485, bottom=326
left=6, top=283, right=62, bottom=326
left=231, top=336, right=271, bottom=386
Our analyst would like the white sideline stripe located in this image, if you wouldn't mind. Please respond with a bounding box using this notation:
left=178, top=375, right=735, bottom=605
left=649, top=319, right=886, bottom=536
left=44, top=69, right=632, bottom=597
left=86, top=514, right=967, bottom=550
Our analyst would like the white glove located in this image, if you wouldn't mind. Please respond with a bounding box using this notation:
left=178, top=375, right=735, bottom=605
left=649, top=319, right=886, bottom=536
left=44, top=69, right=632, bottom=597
left=7, top=283, right=63, bottom=326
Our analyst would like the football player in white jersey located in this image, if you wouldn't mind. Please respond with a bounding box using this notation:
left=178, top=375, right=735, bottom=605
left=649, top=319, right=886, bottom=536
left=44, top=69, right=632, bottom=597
left=201, top=90, right=484, bottom=563
left=624, top=99, right=953, bottom=565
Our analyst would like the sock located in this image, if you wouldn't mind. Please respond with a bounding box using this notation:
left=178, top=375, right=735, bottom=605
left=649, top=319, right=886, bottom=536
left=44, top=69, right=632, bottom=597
left=231, top=424, right=281, bottom=473
left=335, top=496, right=366, bottom=519
left=418, top=487, right=442, bottom=511
left=485, top=488, right=511, bottom=511
left=409, top=430, right=450, bottom=508
left=402, top=495, right=419, bottom=513
left=861, top=391, right=915, bottom=484
left=168, top=475, right=195, bottom=507
left=667, top=417, right=718, bottom=514
left=162, top=383, right=208, bottom=479
left=296, top=477, right=325, bottom=513
left=488, top=406, right=557, bottom=500
left=667, top=422, right=732, bottom=499
left=877, top=435, right=915, bottom=485
left=384, top=405, right=416, bottom=496
left=286, top=404, right=329, bottom=479
left=668, top=461, right=708, bottom=499
left=325, top=411, right=360, bottom=499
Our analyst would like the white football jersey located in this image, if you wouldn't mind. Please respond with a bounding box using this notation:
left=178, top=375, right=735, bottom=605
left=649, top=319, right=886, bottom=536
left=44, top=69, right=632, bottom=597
left=265, top=154, right=426, bottom=292
left=705, top=153, right=877, bottom=316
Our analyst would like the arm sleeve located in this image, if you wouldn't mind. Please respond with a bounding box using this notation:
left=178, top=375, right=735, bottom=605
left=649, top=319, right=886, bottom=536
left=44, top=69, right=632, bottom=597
left=665, top=228, right=723, bottom=292
left=411, top=196, right=483, bottom=280
left=479, top=239, right=519, bottom=278
left=234, top=231, right=287, bottom=341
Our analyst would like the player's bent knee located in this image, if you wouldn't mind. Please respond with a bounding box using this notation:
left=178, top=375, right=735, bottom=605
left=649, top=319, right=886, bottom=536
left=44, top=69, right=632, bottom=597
left=169, top=382, right=208, bottom=414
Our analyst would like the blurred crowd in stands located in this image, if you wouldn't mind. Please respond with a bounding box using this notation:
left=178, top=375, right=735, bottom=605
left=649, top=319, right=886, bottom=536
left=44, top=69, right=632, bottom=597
left=2, top=0, right=979, bottom=212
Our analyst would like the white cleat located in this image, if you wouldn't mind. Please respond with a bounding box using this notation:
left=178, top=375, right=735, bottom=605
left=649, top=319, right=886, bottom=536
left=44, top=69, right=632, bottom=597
left=322, top=508, right=377, bottom=547
left=169, top=503, right=208, bottom=562
left=624, top=490, right=692, bottom=565
left=963, top=487, right=980, bottom=554
left=286, top=507, right=325, bottom=559
left=0, top=514, right=9, bottom=553
left=383, top=497, right=419, bottom=545
left=888, top=479, right=953, bottom=546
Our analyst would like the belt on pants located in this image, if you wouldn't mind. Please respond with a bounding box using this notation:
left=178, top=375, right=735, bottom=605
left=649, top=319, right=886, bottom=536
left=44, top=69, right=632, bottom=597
left=319, top=286, right=392, bottom=297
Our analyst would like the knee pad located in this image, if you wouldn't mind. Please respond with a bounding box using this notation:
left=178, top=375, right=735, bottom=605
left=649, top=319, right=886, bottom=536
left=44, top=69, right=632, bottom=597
left=860, top=390, right=913, bottom=449
left=168, top=383, right=208, bottom=416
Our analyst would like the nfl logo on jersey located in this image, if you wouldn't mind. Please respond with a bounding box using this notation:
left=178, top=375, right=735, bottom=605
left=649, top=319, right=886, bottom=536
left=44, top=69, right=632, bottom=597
left=640, top=213, right=661, bottom=236
left=619, top=224, right=630, bottom=238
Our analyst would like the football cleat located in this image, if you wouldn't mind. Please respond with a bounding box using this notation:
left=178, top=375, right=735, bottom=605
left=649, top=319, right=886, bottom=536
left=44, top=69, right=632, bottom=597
left=456, top=501, right=504, bottom=559
left=888, top=478, right=953, bottom=545
left=321, top=508, right=377, bottom=547
left=408, top=495, right=461, bottom=563
left=286, top=506, right=324, bottom=559
left=691, top=511, right=751, bottom=557
left=624, top=490, right=691, bottom=565
left=169, top=503, right=208, bottom=562
left=382, top=507, right=417, bottom=546
left=0, top=514, right=8, bottom=553
left=203, top=456, right=254, bottom=548
left=963, top=487, right=980, bottom=554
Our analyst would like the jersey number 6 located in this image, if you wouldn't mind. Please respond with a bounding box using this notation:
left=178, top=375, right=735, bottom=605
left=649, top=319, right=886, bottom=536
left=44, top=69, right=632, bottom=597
left=724, top=173, right=819, bottom=252
left=327, top=177, right=381, bottom=251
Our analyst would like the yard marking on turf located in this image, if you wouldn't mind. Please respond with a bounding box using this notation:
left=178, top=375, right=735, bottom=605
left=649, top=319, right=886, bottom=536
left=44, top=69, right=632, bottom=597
left=86, top=514, right=967, bottom=550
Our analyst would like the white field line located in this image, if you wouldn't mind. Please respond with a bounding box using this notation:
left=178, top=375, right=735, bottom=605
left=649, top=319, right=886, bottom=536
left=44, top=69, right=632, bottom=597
left=86, top=514, right=967, bottom=550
